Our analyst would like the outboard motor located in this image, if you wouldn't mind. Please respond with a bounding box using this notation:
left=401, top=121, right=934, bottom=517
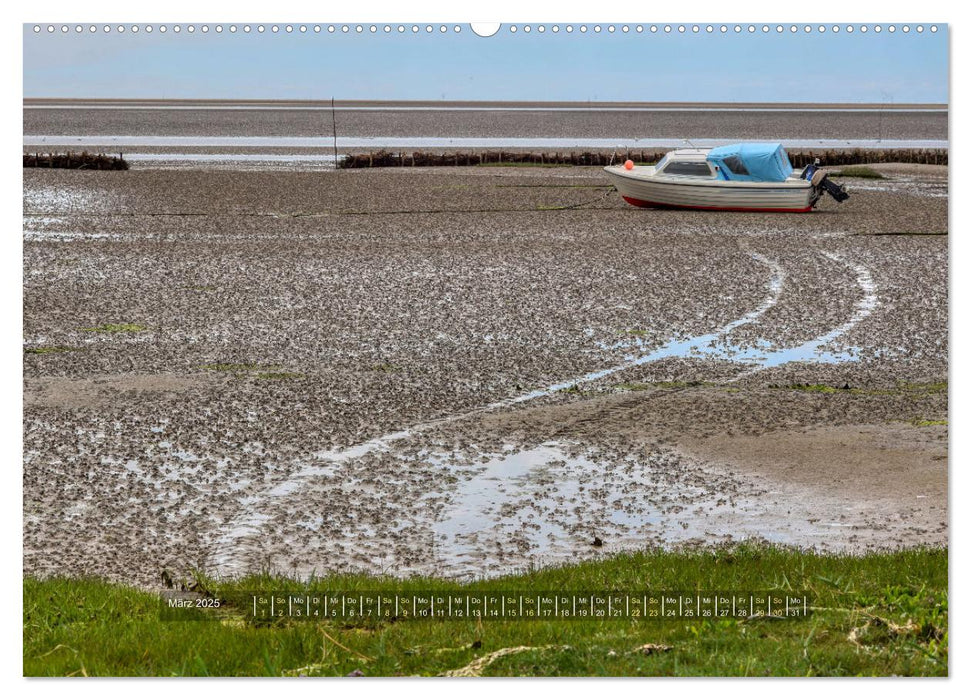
left=806, top=160, right=850, bottom=204
left=820, top=177, right=850, bottom=202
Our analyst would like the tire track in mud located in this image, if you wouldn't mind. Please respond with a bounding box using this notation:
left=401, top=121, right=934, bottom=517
left=208, top=249, right=880, bottom=576
left=209, top=250, right=786, bottom=573
left=726, top=251, right=878, bottom=381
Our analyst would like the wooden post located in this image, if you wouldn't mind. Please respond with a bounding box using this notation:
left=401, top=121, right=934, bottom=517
left=331, top=97, right=339, bottom=168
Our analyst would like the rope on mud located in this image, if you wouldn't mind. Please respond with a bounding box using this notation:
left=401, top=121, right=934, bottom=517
left=24, top=191, right=619, bottom=220
left=538, top=188, right=615, bottom=211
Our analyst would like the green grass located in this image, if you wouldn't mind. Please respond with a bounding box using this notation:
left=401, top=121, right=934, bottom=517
left=80, top=323, right=147, bottom=333
left=24, top=346, right=77, bottom=355
left=831, top=166, right=885, bottom=179
left=902, top=381, right=948, bottom=393
left=24, top=546, right=947, bottom=677
left=911, top=418, right=948, bottom=427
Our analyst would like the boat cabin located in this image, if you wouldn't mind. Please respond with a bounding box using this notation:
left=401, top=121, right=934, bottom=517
left=653, top=143, right=798, bottom=182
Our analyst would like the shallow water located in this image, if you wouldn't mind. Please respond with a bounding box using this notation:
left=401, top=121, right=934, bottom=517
left=23, top=135, right=949, bottom=150
left=431, top=444, right=661, bottom=545
left=123, top=153, right=339, bottom=170
left=206, top=438, right=909, bottom=580
left=424, top=441, right=880, bottom=572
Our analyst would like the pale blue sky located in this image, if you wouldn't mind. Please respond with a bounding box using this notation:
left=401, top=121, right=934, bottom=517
left=23, top=24, right=949, bottom=103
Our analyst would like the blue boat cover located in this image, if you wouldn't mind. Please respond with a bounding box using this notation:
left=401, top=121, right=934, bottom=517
left=706, top=143, right=794, bottom=182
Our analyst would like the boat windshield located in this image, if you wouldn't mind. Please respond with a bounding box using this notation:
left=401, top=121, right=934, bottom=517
left=654, top=154, right=669, bottom=170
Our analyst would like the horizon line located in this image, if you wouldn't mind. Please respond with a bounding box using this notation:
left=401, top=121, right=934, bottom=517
left=23, top=98, right=948, bottom=109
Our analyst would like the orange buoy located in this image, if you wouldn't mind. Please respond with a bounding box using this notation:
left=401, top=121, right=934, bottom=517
left=624, top=159, right=634, bottom=170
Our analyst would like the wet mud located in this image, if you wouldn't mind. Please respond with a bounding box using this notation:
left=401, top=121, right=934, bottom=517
left=23, top=162, right=947, bottom=586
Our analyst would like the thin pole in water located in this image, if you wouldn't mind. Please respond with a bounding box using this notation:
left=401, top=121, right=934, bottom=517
left=331, top=97, right=339, bottom=169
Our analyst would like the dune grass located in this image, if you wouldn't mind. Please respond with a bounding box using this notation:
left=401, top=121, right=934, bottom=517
left=23, top=545, right=946, bottom=677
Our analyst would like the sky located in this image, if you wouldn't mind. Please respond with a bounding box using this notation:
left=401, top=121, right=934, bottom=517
left=23, top=23, right=949, bottom=103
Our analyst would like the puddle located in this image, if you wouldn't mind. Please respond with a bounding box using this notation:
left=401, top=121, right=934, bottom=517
left=432, top=444, right=668, bottom=548
left=424, top=442, right=868, bottom=576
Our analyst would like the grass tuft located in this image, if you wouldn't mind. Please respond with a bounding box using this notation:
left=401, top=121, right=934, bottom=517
left=911, top=418, right=947, bottom=427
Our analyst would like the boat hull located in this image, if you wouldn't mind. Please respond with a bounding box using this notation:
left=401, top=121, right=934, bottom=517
left=604, top=165, right=817, bottom=212
left=620, top=195, right=812, bottom=213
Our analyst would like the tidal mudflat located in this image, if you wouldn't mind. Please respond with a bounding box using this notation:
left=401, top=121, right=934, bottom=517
left=23, top=162, right=947, bottom=586
left=23, top=101, right=948, bottom=141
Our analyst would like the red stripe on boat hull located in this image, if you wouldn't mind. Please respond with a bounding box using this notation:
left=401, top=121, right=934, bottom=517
left=621, top=195, right=813, bottom=213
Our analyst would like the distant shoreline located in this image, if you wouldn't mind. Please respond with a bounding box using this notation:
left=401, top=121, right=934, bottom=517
left=23, top=98, right=948, bottom=112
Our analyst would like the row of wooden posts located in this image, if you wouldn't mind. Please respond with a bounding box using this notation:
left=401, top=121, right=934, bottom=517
left=338, top=148, right=948, bottom=169
left=23, top=152, right=129, bottom=170
left=22, top=148, right=947, bottom=171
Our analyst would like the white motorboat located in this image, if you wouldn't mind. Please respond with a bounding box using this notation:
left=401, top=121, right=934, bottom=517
left=603, top=142, right=848, bottom=213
